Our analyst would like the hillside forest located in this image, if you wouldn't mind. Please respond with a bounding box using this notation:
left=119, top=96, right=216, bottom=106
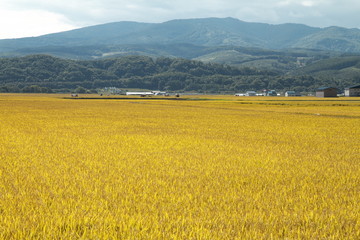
left=0, top=54, right=359, bottom=94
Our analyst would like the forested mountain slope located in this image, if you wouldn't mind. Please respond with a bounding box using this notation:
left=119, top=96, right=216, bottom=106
left=1, top=17, right=360, bottom=61
left=1, top=55, right=358, bottom=93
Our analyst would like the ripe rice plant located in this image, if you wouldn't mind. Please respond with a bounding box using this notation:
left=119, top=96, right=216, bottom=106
left=0, top=94, right=359, bottom=239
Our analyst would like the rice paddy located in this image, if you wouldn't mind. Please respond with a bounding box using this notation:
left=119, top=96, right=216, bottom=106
left=0, top=94, right=359, bottom=239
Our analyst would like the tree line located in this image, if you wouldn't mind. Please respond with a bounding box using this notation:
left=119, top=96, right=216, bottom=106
left=0, top=54, right=355, bottom=93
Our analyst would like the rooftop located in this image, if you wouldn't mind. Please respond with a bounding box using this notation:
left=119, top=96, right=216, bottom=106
left=345, top=84, right=360, bottom=89
left=316, top=87, right=338, bottom=91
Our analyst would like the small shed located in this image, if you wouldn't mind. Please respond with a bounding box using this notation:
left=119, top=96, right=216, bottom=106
left=285, top=91, right=296, bottom=97
left=263, top=89, right=277, bottom=96
left=316, top=87, right=338, bottom=98
left=245, top=91, right=257, bottom=96
left=345, top=84, right=360, bottom=97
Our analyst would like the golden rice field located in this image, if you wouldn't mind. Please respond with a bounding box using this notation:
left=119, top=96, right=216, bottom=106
left=0, top=94, right=359, bottom=239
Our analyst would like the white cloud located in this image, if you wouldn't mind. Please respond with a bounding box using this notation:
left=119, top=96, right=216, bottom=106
left=0, top=8, right=76, bottom=39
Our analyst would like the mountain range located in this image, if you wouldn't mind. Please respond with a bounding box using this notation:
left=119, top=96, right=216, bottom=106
left=1, top=17, right=360, bottom=79
left=1, top=17, right=360, bottom=59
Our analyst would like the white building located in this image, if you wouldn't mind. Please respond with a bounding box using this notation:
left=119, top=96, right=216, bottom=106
left=345, top=84, right=360, bottom=97
left=245, top=91, right=257, bottom=96
left=126, top=91, right=169, bottom=96
left=126, top=92, right=154, bottom=96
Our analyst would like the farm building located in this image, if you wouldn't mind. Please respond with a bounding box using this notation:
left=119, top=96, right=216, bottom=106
left=316, top=87, right=338, bottom=98
left=126, top=92, right=154, bottom=96
left=245, top=91, right=257, bottom=96
left=126, top=91, right=168, bottom=96
left=263, top=89, right=277, bottom=96
left=344, top=84, right=360, bottom=97
left=285, top=91, right=296, bottom=97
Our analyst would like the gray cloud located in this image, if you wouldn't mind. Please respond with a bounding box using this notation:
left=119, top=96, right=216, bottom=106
left=1, top=0, right=360, bottom=38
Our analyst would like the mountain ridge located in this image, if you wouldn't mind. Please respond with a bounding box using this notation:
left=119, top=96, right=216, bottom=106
left=1, top=17, right=359, bottom=53
left=1, top=17, right=360, bottom=74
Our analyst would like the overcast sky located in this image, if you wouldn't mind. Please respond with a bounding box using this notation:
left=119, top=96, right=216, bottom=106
left=1, top=0, right=359, bottom=39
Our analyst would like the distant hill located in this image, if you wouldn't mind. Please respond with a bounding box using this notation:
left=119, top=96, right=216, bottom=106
left=1, top=54, right=359, bottom=93
left=0, top=18, right=319, bottom=50
left=0, top=54, right=278, bottom=93
left=291, top=55, right=360, bottom=79
left=1, top=17, right=360, bottom=89
left=0, top=42, right=339, bottom=72
left=292, top=27, right=360, bottom=52
left=1, top=17, right=360, bottom=63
